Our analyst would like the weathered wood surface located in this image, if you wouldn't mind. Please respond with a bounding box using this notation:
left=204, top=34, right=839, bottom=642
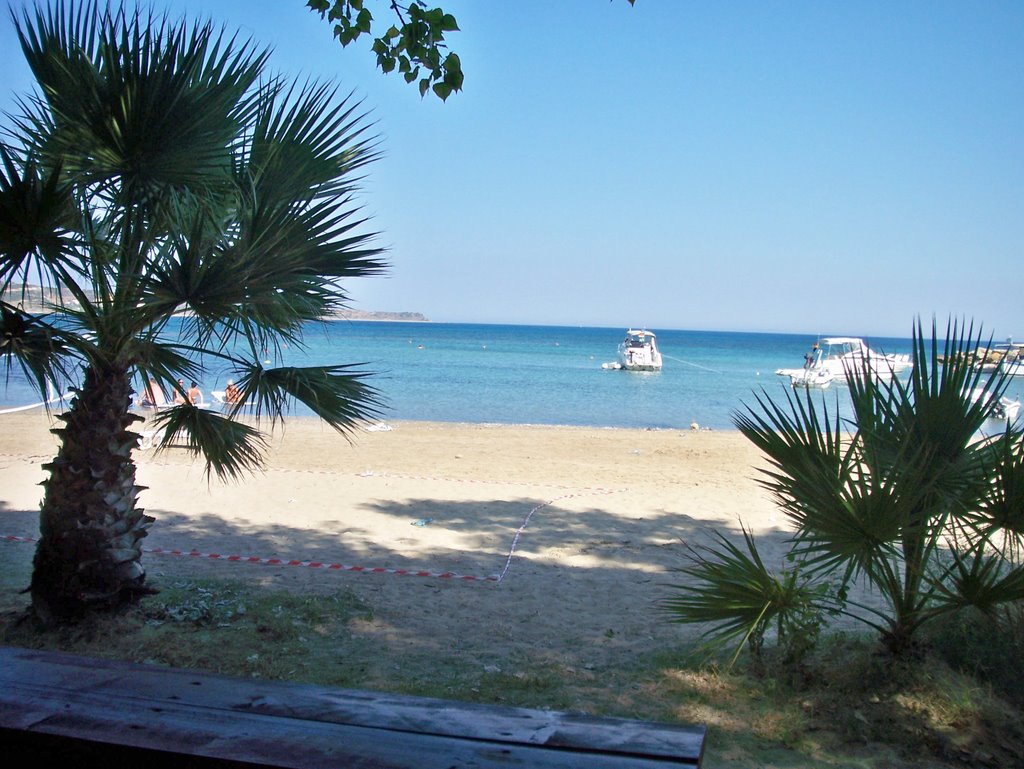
left=0, top=646, right=705, bottom=767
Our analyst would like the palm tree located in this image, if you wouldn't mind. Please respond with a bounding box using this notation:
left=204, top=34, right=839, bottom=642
left=665, top=319, right=1024, bottom=657
left=0, top=2, right=386, bottom=622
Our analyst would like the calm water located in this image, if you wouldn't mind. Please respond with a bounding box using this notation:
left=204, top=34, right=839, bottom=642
left=319, top=323, right=901, bottom=429
left=2, top=322, right=1021, bottom=430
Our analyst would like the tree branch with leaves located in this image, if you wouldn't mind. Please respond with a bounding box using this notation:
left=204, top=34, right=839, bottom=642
left=306, top=0, right=463, bottom=99
left=306, top=1, right=638, bottom=100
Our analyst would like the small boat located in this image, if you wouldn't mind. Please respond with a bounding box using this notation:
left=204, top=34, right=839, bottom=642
left=611, top=329, right=663, bottom=371
left=777, top=337, right=912, bottom=383
left=968, top=388, right=1021, bottom=437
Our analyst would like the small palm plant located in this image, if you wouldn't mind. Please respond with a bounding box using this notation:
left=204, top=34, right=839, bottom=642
left=664, top=319, right=1024, bottom=658
left=0, top=2, right=386, bottom=622
left=663, top=526, right=835, bottom=668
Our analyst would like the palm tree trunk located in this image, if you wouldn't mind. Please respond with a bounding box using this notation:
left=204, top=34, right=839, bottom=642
left=30, top=364, right=155, bottom=622
left=888, top=510, right=930, bottom=655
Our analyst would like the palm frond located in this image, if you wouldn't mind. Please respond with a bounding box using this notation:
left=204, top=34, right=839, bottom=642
left=0, top=303, right=76, bottom=401
left=970, top=433, right=1024, bottom=556
left=929, top=548, right=1024, bottom=616
left=127, top=340, right=206, bottom=393
left=148, top=404, right=266, bottom=480
left=734, top=387, right=888, bottom=564
left=735, top=387, right=848, bottom=504
left=662, top=526, right=830, bottom=665
left=230, top=363, right=384, bottom=433
left=247, top=79, right=380, bottom=201
left=139, top=79, right=386, bottom=349
left=216, top=81, right=386, bottom=331
left=0, top=145, right=80, bottom=289
left=15, top=1, right=267, bottom=199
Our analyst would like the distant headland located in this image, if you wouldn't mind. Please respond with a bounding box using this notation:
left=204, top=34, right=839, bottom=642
left=329, top=309, right=429, bottom=322
left=2, top=285, right=427, bottom=322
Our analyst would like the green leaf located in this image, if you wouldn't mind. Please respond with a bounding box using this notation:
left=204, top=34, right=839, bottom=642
left=355, top=8, right=372, bottom=33
left=444, top=52, right=462, bottom=74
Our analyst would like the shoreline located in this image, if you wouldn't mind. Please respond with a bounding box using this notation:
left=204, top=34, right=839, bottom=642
left=0, top=402, right=747, bottom=434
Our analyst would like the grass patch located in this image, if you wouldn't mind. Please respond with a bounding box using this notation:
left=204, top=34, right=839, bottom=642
left=2, top=576, right=375, bottom=687
left=923, top=604, right=1024, bottom=708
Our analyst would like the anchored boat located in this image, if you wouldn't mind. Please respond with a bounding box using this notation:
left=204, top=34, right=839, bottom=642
left=606, top=329, right=663, bottom=371
left=777, top=337, right=912, bottom=384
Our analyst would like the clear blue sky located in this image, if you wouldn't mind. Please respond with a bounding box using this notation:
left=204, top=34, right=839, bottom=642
left=2, top=1, right=1022, bottom=338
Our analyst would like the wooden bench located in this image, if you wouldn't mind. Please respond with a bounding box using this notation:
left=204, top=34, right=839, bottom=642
left=0, top=646, right=705, bottom=767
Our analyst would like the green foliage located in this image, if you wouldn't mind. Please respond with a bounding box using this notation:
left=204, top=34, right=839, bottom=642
left=305, top=1, right=638, bottom=100
left=149, top=406, right=267, bottom=481
left=666, top=318, right=1024, bottom=660
left=662, top=526, right=836, bottom=668
left=307, top=0, right=463, bottom=100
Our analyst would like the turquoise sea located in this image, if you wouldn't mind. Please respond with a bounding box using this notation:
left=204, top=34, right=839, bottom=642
left=2, top=322, right=1021, bottom=431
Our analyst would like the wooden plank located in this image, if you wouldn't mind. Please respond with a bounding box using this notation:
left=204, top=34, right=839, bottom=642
left=0, top=646, right=705, bottom=767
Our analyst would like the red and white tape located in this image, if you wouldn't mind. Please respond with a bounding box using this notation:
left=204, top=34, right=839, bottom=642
left=3, top=535, right=496, bottom=582
left=146, top=546, right=498, bottom=581
left=4, top=485, right=623, bottom=585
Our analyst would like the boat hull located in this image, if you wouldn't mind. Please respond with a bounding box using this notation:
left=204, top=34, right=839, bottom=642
left=788, top=369, right=834, bottom=389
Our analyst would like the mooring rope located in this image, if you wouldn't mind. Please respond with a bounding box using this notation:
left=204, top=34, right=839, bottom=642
left=661, top=354, right=722, bottom=374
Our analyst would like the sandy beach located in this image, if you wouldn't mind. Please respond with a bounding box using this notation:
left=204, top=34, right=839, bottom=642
left=0, top=411, right=789, bottom=685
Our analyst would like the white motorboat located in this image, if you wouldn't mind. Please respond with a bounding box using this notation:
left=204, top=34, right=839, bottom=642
left=611, top=329, right=663, bottom=371
left=777, top=337, right=912, bottom=383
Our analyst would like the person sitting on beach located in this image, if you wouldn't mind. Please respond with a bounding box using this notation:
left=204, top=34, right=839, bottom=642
left=138, top=378, right=164, bottom=408
left=187, top=381, right=204, bottom=405
left=224, top=380, right=241, bottom=404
